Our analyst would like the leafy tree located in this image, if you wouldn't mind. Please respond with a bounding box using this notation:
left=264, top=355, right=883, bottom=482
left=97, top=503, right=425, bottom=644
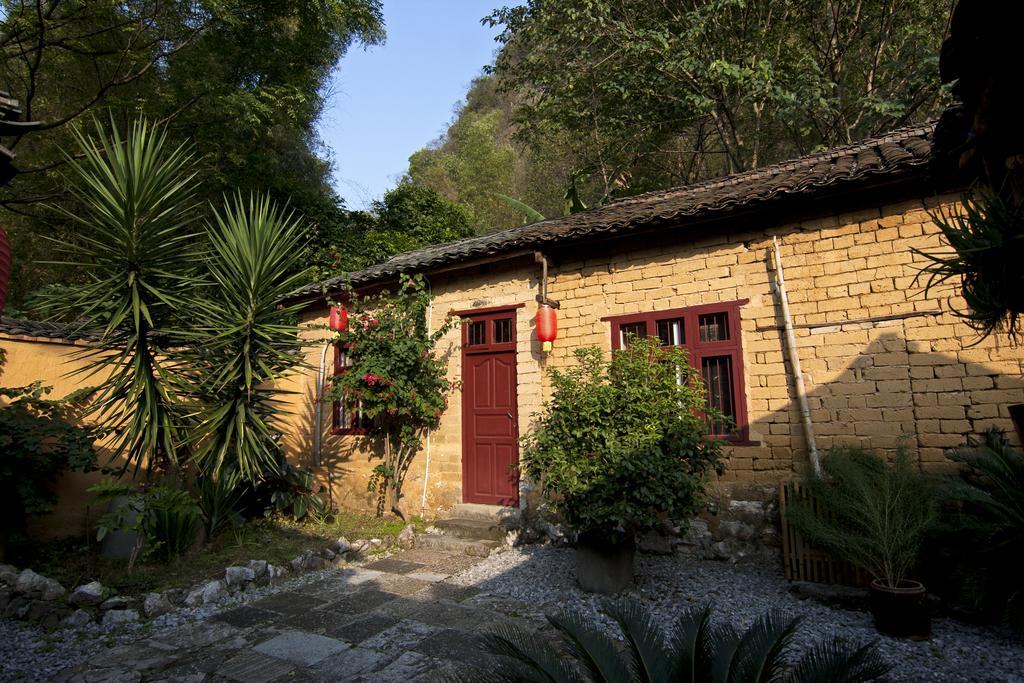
left=0, top=0, right=384, bottom=307
left=463, top=598, right=890, bottom=682
left=521, top=338, right=724, bottom=542
left=487, top=0, right=948, bottom=203
left=330, top=183, right=475, bottom=274
left=327, top=275, right=457, bottom=518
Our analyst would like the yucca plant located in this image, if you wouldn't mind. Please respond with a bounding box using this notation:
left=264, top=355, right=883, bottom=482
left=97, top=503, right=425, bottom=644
left=40, top=118, right=202, bottom=475
left=463, top=599, right=890, bottom=682
left=184, top=193, right=311, bottom=482
left=938, top=429, right=1024, bottom=630
left=197, top=469, right=247, bottom=540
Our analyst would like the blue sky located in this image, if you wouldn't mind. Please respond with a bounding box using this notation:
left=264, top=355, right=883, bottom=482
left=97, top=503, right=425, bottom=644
left=320, top=1, right=504, bottom=210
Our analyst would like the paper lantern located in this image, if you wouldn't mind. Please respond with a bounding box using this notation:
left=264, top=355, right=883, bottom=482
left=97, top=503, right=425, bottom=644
left=329, top=305, right=348, bottom=332
left=536, top=303, right=557, bottom=352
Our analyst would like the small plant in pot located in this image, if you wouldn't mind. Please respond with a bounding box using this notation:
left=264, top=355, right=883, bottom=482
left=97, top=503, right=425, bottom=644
left=521, top=338, right=724, bottom=593
left=787, top=445, right=937, bottom=639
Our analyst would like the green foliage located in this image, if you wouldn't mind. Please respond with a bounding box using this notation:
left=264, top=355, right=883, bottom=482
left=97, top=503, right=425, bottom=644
left=184, top=193, right=312, bottom=481
left=463, top=598, right=890, bottom=682
left=0, top=0, right=384, bottom=307
left=327, top=274, right=457, bottom=517
left=0, top=383, right=101, bottom=551
left=262, top=463, right=329, bottom=522
left=486, top=0, right=948, bottom=204
left=930, top=429, right=1024, bottom=630
left=197, top=471, right=246, bottom=541
left=521, top=338, right=724, bottom=539
left=38, top=118, right=202, bottom=475
left=918, top=187, right=1024, bottom=339
left=90, top=481, right=200, bottom=563
left=787, top=445, right=937, bottom=589
left=328, top=183, right=475, bottom=275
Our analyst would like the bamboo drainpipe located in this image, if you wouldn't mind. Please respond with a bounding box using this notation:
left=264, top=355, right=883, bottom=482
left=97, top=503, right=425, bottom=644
left=771, top=237, right=821, bottom=477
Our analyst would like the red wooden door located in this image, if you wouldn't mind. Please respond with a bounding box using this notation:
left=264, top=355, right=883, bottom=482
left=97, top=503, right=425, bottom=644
left=461, top=309, right=519, bottom=506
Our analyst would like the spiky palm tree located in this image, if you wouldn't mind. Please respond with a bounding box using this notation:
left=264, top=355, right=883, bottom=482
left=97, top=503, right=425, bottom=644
left=465, top=599, right=890, bottom=683
left=183, top=193, right=311, bottom=481
left=41, top=118, right=202, bottom=475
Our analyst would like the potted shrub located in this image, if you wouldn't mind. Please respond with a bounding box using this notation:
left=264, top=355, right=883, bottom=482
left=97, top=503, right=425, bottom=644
left=787, top=446, right=937, bottom=638
left=521, top=338, right=724, bottom=593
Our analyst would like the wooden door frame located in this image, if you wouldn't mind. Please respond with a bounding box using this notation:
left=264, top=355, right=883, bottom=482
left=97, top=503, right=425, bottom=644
left=459, top=306, right=521, bottom=506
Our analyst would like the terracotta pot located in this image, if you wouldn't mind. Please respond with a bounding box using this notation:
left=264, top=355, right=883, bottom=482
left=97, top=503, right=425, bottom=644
left=869, top=578, right=931, bottom=639
left=575, top=530, right=635, bottom=594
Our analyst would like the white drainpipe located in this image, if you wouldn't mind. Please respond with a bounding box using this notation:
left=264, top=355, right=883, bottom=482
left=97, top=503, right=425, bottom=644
left=313, top=341, right=330, bottom=467
left=420, top=286, right=434, bottom=515
left=771, top=236, right=821, bottom=476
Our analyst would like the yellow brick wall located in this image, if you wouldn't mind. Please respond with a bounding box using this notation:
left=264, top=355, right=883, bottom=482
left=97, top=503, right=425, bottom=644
left=282, top=193, right=1024, bottom=515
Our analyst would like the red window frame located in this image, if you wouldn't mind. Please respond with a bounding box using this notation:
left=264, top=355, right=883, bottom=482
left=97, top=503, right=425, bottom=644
left=602, top=300, right=754, bottom=445
left=331, top=343, right=368, bottom=436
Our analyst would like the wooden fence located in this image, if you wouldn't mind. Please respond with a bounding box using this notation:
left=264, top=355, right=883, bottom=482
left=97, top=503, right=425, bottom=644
left=778, top=481, right=870, bottom=587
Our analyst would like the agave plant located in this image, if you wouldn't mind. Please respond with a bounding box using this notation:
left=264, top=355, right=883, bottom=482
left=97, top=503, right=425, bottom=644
left=40, top=118, right=202, bottom=475
left=466, top=599, right=890, bottom=683
left=184, top=193, right=311, bottom=481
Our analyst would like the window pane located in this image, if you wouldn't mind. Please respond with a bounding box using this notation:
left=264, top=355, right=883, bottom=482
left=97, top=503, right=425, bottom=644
left=468, top=320, right=487, bottom=346
left=494, top=318, right=512, bottom=344
left=337, top=347, right=352, bottom=368
left=619, top=322, right=647, bottom=348
left=702, top=355, right=736, bottom=433
left=699, top=312, right=730, bottom=342
left=656, top=318, right=685, bottom=346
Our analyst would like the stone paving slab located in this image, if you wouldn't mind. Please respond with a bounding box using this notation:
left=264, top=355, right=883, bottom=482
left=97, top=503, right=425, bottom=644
left=70, top=547, right=520, bottom=683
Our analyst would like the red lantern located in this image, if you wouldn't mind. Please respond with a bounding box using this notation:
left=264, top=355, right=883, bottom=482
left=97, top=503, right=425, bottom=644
left=329, top=305, right=348, bottom=332
left=536, top=303, right=557, bottom=352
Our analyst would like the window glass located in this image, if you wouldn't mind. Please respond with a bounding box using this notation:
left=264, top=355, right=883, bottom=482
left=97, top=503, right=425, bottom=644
left=619, top=322, right=647, bottom=347
left=701, top=355, right=736, bottom=433
left=493, top=318, right=512, bottom=344
left=656, top=318, right=685, bottom=346
left=699, top=312, right=730, bottom=342
left=467, top=320, right=487, bottom=346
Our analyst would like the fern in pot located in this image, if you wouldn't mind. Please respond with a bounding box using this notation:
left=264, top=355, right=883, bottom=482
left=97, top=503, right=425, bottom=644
left=521, top=338, right=724, bottom=593
left=787, top=446, right=937, bottom=638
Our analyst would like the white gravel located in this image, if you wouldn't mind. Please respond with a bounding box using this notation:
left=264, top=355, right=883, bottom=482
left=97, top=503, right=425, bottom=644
left=451, top=546, right=1024, bottom=682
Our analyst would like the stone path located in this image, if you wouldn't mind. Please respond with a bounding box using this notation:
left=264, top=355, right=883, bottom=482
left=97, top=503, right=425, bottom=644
left=61, top=548, right=539, bottom=682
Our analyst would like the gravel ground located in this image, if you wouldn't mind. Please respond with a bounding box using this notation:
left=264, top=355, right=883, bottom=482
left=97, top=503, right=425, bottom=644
left=451, top=546, right=1024, bottom=682
left=0, top=565, right=358, bottom=682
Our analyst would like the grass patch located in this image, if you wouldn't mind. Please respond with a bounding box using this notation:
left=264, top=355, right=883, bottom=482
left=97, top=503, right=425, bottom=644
left=20, top=510, right=424, bottom=596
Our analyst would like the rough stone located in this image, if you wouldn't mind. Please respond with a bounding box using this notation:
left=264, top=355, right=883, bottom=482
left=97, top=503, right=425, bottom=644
left=63, top=608, right=95, bottom=628
left=333, top=537, right=352, bottom=554
left=638, top=532, right=675, bottom=555
left=162, top=588, right=186, bottom=606
left=320, top=547, right=337, bottom=561
left=224, top=566, right=256, bottom=588
left=185, top=580, right=226, bottom=607
left=0, top=563, right=18, bottom=586
left=143, top=592, right=174, bottom=619
left=368, top=538, right=383, bottom=548
left=0, top=586, right=11, bottom=610
left=102, top=609, right=140, bottom=627
left=397, top=524, right=416, bottom=549
left=247, top=560, right=268, bottom=580
left=70, top=581, right=107, bottom=607
left=266, top=564, right=288, bottom=581
left=99, top=596, right=131, bottom=611
left=15, top=569, right=52, bottom=598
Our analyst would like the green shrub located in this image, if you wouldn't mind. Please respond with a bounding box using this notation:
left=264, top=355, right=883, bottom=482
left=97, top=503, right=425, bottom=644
left=462, top=598, right=890, bottom=682
left=786, top=445, right=936, bottom=588
left=91, top=481, right=200, bottom=563
left=0, top=383, right=101, bottom=560
left=197, top=470, right=246, bottom=540
left=260, top=463, right=330, bottom=522
left=930, top=429, right=1024, bottom=630
left=521, top=338, right=724, bottom=541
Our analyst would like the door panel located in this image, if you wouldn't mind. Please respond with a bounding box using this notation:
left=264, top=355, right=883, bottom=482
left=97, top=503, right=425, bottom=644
left=461, top=311, right=519, bottom=506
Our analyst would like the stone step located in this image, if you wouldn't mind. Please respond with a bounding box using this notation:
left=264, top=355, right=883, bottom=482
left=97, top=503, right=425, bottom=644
left=433, top=517, right=508, bottom=542
left=450, top=503, right=522, bottom=527
left=414, top=534, right=500, bottom=558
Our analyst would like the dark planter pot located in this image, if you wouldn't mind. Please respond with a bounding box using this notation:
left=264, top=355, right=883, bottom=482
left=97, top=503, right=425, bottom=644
left=869, top=579, right=931, bottom=639
left=575, top=531, right=635, bottom=594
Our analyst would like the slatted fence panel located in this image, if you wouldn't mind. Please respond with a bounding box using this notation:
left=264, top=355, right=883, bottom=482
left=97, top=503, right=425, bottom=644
left=778, top=481, right=870, bottom=587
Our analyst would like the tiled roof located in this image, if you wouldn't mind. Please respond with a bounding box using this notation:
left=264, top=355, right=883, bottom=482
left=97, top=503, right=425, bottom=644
left=279, top=122, right=934, bottom=301
left=0, top=317, right=102, bottom=342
